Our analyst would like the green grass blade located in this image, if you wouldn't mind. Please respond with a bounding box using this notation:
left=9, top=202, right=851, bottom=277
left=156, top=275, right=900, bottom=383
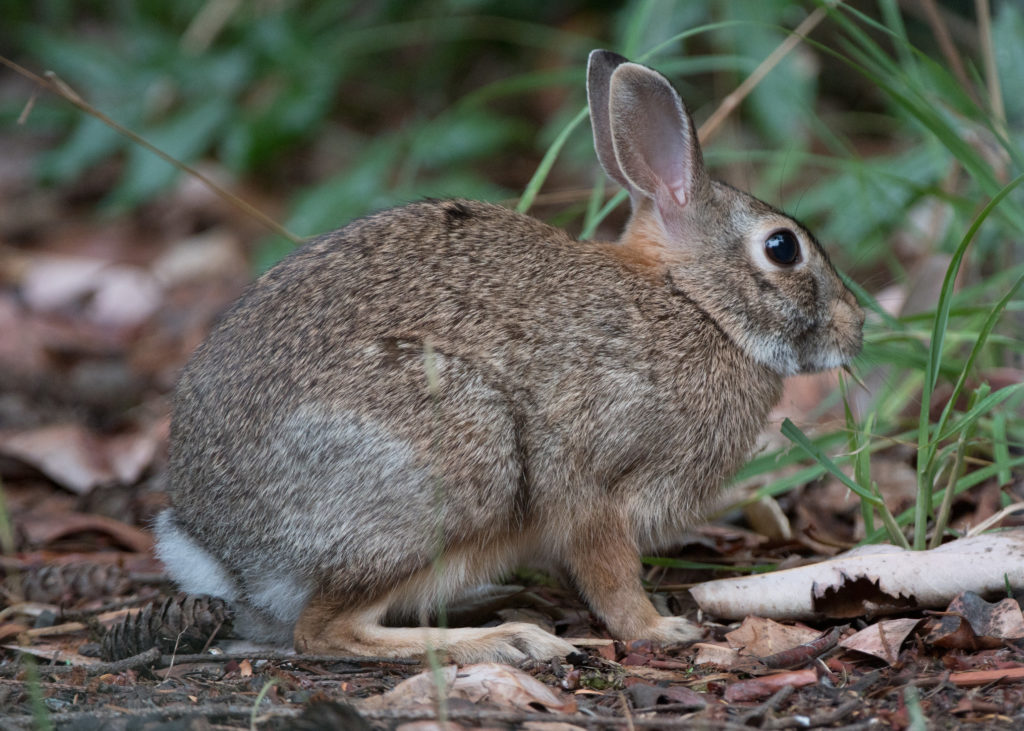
left=992, top=412, right=1012, bottom=487
left=932, top=272, right=1024, bottom=444
left=581, top=188, right=628, bottom=240
left=516, top=106, right=588, bottom=214
left=936, top=384, right=1024, bottom=443
left=781, top=419, right=879, bottom=505
left=915, top=173, right=1024, bottom=548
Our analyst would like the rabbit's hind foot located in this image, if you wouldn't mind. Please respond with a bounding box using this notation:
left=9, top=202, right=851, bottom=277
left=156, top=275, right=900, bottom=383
left=293, top=596, right=576, bottom=664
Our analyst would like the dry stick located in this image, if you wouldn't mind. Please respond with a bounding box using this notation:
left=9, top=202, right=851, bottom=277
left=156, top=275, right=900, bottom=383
left=0, top=54, right=303, bottom=245
left=975, top=0, right=1005, bottom=125
left=27, top=646, right=162, bottom=675
left=966, top=501, right=1024, bottom=537
left=759, top=625, right=845, bottom=669
left=697, top=3, right=830, bottom=146
left=181, top=0, right=243, bottom=55
left=919, top=0, right=980, bottom=107
left=737, top=684, right=794, bottom=725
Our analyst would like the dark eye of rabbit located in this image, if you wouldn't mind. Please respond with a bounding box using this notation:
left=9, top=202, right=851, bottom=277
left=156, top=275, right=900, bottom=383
left=764, top=230, right=801, bottom=267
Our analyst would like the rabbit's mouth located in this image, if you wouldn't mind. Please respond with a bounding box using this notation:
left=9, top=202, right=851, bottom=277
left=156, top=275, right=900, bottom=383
left=799, top=306, right=865, bottom=373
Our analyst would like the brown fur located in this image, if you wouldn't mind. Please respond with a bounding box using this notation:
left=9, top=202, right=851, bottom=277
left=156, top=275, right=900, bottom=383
left=154, top=51, right=864, bottom=663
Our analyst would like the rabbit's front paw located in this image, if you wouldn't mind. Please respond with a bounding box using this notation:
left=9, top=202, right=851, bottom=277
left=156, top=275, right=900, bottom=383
left=644, top=616, right=704, bottom=646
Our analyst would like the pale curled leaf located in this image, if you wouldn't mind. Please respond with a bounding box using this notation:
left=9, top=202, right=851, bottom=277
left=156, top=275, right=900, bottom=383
left=839, top=618, right=923, bottom=665
left=690, top=530, right=1024, bottom=621
left=362, top=663, right=577, bottom=714
left=724, top=616, right=821, bottom=657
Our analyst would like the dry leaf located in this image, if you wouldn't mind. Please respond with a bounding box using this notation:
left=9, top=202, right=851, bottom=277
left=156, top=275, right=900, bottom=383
left=839, top=618, right=922, bottom=664
left=21, top=255, right=163, bottom=328
left=725, top=616, right=821, bottom=657
left=363, top=663, right=577, bottom=715
left=947, top=592, right=1024, bottom=641
left=4, top=643, right=101, bottom=667
left=19, top=512, right=154, bottom=553
left=0, top=421, right=162, bottom=494
left=0, top=425, right=115, bottom=494
left=691, top=530, right=1024, bottom=621
left=692, top=642, right=742, bottom=668
left=926, top=592, right=1024, bottom=650
left=743, top=495, right=792, bottom=541
left=454, top=663, right=577, bottom=713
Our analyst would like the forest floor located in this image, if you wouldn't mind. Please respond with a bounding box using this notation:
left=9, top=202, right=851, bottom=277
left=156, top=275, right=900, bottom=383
left=1, top=128, right=1023, bottom=730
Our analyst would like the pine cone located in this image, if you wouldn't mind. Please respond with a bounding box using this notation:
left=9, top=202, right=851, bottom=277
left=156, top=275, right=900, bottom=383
left=12, top=563, right=133, bottom=605
left=101, top=593, right=233, bottom=661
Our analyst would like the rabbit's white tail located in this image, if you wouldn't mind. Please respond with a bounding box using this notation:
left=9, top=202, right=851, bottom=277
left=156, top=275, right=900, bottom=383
left=154, top=509, right=303, bottom=644
left=154, top=510, right=239, bottom=600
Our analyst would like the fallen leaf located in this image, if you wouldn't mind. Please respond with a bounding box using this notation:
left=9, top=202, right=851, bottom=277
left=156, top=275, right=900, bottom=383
left=0, top=425, right=114, bottom=494
left=627, top=682, right=706, bottom=709
left=151, top=229, right=246, bottom=286
left=19, top=512, right=154, bottom=553
left=924, top=614, right=980, bottom=650
left=839, top=618, right=923, bottom=664
left=455, top=663, right=577, bottom=713
left=691, top=530, right=1024, bottom=621
left=0, top=421, right=163, bottom=494
left=743, top=495, right=792, bottom=542
left=362, top=663, right=577, bottom=715
left=20, top=255, right=162, bottom=328
left=948, top=592, right=1024, bottom=641
left=723, top=668, right=818, bottom=702
left=725, top=616, right=821, bottom=656
left=925, top=593, right=1024, bottom=650
left=692, top=642, right=742, bottom=667
left=4, top=643, right=101, bottom=667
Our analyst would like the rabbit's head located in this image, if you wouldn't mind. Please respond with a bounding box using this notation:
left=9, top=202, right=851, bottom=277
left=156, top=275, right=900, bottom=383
left=587, top=50, right=863, bottom=376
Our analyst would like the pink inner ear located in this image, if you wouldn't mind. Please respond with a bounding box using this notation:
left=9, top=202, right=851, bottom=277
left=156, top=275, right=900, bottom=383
left=670, top=184, right=688, bottom=207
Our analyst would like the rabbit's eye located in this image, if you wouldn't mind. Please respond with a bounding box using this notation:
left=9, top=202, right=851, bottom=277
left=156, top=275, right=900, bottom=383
left=764, top=230, right=800, bottom=267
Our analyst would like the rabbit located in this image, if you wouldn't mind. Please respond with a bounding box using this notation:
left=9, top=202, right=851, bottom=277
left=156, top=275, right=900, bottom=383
left=154, top=49, right=864, bottom=664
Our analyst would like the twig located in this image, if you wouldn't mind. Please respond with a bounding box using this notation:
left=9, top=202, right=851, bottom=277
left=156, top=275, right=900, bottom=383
left=0, top=54, right=303, bottom=245
left=29, top=647, right=162, bottom=675
left=631, top=702, right=707, bottom=713
left=759, top=625, right=845, bottom=669
left=737, top=684, right=794, bottom=725
left=919, top=0, right=980, bottom=107
left=763, top=698, right=862, bottom=729
left=975, top=0, right=1004, bottom=126
left=965, top=503, right=1024, bottom=537
left=698, top=3, right=831, bottom=144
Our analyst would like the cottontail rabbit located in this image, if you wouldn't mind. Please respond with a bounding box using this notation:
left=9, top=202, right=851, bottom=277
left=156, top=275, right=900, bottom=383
left=155, top=50, right=863, bottom=663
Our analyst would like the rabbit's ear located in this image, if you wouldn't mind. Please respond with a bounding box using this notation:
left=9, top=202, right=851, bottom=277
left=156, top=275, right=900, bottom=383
left=587, top=50, right=633, bottom=194
left=608, top=62, right=708, bottom=216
